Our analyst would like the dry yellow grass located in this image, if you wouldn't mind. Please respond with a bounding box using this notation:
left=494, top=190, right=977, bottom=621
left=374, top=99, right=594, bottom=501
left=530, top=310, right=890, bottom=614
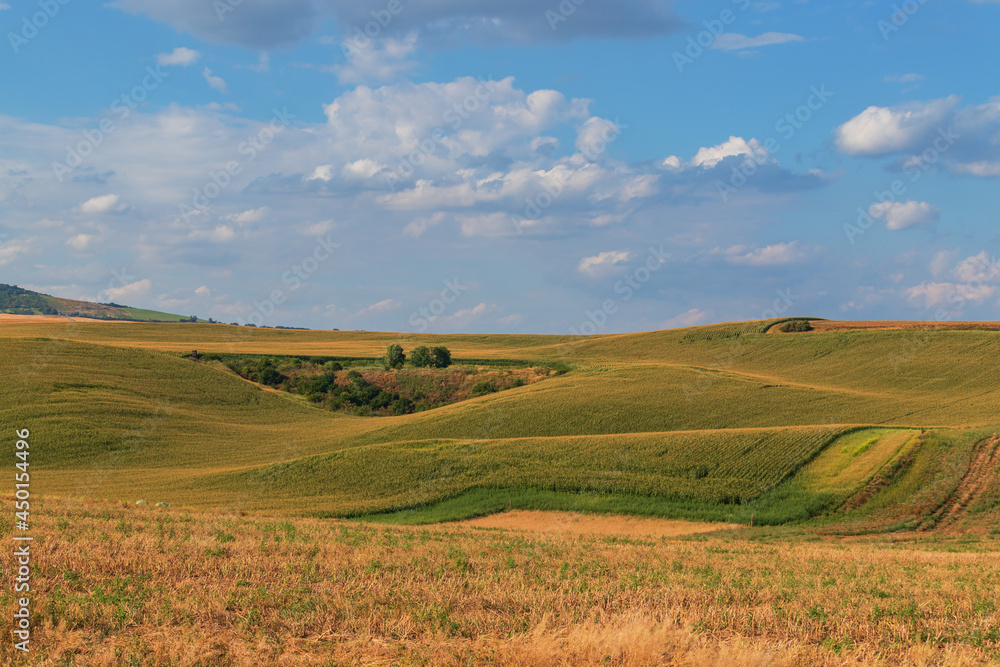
left=456, top=510, right=739, bottom=537
left=2, top=497, right=998, bottom=666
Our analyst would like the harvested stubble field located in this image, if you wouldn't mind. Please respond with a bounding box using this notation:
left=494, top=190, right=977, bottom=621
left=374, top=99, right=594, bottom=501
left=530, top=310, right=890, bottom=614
left=2, top=317, right=1000, bottom=664
left=1, top=497, right=999, bottom=666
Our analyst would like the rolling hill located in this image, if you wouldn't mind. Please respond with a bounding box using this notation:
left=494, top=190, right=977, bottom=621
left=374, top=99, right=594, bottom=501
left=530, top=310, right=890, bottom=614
left=2, top=317, right=999, bottom=532
left=0, top=283, right=200, bottom=322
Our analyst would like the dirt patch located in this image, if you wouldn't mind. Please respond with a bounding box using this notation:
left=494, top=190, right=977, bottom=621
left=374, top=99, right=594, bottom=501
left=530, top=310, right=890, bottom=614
left=458, top=510, right=739, bottom=538
left=0, top=313, right=125, bottom=324
left=930, top=436, right=1000, bottom=528
left=770, top=320, right=1000, bottom=334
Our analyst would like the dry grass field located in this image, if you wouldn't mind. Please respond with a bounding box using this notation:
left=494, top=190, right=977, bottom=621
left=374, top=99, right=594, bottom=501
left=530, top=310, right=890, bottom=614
left=1, top=497, right=999, bottom=666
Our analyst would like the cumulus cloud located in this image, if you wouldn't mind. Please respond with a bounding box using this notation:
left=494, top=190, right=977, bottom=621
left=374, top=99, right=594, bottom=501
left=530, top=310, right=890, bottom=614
left=834, top=96, right=961, bottom=156
left=66, top=234, right=95, bottom=251
left=905, top=282, right=996, bottom=308
left=105, top=279, right=152, bottom=303
left=690, top=136, right=773, bottom=169
left=203, top=68, right=229, bottom=94
left=356, top=298, right=401, bottom=316
left=714, top=241, right=811, bottom=267
left=711, top=32, right=805, bottom=51
left=577, top=250, right=631, bottom=277
left=157, top=47, right=200, bottom=66
left=79, top=194, right=123, bottom=213
left=663, top=308, right=712, bottom=329
left=952, top=251, right=1000, bottom=283
left=868, top=200, right=940, bottom=230
left=904, top=251, right=1000, bottom=310
left=330, top=33, right=419, bottom=84
left=226, top=207, right=269, bottom=225
left=0, top=239, right=26, bottom=266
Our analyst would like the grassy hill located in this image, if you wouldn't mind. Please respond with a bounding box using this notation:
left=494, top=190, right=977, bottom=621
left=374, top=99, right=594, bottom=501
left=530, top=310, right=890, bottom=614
left=2, top=318, right=999, bottom=531
left=0, top=283, right=199, bottom=322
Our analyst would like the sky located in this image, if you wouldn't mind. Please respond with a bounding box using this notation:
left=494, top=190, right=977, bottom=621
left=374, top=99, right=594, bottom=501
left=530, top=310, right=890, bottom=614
left=1, top=0, right=999, bottom=334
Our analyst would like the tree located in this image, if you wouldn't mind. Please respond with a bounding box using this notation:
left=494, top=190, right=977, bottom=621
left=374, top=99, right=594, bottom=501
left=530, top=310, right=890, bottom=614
left=410, top=346, right=433, bottom=367
left=430, top=346, right=452, bottom=368
left=383, top=344, right=405, bottom=370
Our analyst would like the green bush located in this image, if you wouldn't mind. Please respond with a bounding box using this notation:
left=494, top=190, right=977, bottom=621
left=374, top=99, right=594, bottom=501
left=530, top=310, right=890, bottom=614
left=470, top=381, right=497, bottom=397
left=431, top=347, right=452, bottom=368
left=383, top=344, right=405, bottom=370
left=410, top=346, right=434, bottom=367
left=780, top=320, right=813, bottom=333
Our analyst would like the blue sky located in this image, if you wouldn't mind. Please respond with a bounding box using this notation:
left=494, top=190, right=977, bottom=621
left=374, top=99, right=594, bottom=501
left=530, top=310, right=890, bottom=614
left=2, top=0, right=999, bottom=333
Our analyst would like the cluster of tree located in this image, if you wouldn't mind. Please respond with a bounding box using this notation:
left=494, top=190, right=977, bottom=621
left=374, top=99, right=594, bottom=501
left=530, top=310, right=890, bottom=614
left=230, top=323, right=312, bottom=330
left=382, top=344, right=452, bottom=370
left=0, top=284, right=58, bottom=315
left=319, top=370, right=414, bottom=416
left=779, top=320, right=813, bottom=333
left=227, top=357, right=287, bottom=387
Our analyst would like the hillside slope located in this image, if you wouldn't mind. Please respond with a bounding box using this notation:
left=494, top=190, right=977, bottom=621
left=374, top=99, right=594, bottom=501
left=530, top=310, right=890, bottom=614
left=0, top=283, right=197, bottom=322
left=2, top=319, right=999, bottom=528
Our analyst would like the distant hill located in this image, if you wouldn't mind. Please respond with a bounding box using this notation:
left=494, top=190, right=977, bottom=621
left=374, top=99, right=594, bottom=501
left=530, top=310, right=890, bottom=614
left=0, top=283, right=200, bottom=322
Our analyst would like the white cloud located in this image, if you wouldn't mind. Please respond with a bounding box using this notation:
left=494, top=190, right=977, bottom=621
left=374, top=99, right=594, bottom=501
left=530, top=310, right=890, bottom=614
left=195, top=285, right=211, bottom=297
left=690, top=136, right=772, bottom=168
left=0, top=240, right=26, bottom=266
left=356, top=298, right=401, bottom=316
left=497, top=313, right=524, bottom=326
left=203, top=68, right=229, bottom=94
left=952, top=251, right=1000, bottom=283
left=66, top=234, right=95, bottom=251
left=905, top=282, right=996, bottom=308
left=403, top=212, right=445, bottom=238
left=79, top=194, right=123, bottom=214
left=226, top=207, right=269, bottom=224
left=930, top=249, right=958, bottom=278
left=575, top=117, right=621, bottom=159
left=711, top=32, right=805, bottom=51
left=188, top=225, right=237, bottom=243
left=833, top=96, right=961, bottom=156
left=330, top=33, right=419, bottom=84
left=663, top=308, right=712, bottom=329
left=105, top=279, right=152, bottom=303
left=868, top=200, right=939, bottom=230
left=577, top=250, right=631, bottom=277
left=714, top=241, right=810, bottom=267
left=0, top=3, right=11, bottom=9
left=157, top=47, right=200, bottom=66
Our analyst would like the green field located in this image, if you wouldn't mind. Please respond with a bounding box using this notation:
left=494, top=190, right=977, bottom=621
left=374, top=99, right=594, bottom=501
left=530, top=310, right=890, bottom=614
left=2, top=318, right=999, bottom=532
